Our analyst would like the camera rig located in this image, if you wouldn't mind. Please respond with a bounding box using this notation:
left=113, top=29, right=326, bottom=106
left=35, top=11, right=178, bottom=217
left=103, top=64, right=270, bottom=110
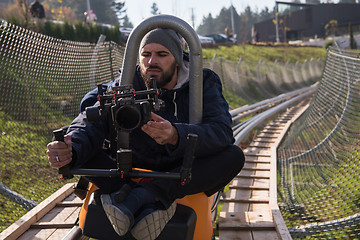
left=54, top=77, right=197, bottom=188
left=86, top=78, right=164, bottom=132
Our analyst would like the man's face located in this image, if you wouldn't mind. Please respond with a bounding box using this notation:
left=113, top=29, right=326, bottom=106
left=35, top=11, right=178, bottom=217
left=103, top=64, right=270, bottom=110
left=139, top=43, right=178, bottom=89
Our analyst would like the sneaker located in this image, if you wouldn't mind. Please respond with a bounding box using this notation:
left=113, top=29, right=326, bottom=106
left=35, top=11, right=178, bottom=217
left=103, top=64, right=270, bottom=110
left=130, top=201, right=177, bottom=240
left=101, top=192, right=135, bottom=236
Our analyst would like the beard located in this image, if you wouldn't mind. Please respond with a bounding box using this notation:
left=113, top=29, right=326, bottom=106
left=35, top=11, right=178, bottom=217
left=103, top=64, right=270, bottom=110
left=141, top=61, right=177, bottom=89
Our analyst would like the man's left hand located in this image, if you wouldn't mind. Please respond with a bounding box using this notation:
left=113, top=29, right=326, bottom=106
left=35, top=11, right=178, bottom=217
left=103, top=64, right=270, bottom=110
left=141, top=112, right=178, bottom=146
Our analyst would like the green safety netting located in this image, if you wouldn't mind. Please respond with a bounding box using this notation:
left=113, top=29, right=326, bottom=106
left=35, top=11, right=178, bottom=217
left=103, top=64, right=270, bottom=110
left=278, top=47, right=360, bottom=239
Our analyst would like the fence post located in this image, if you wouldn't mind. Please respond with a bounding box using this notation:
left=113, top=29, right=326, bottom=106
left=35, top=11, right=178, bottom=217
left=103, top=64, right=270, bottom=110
left=210, top=53, right=217, bottom=70
left=90, top=34, right=106, bottom=89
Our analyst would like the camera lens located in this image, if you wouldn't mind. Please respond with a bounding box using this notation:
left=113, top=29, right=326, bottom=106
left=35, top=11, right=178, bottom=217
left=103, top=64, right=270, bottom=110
left=115, top=105, right=142, bottom=131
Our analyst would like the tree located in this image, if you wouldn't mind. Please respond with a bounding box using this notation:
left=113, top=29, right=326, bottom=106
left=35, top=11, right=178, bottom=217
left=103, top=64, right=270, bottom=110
left=111, top=1, right=127, bottom=24
left=150, top=2, right=161, bottom=15
left=349, top=23, right=357, bottom=49
left=51, top=0, right=118, bottom=24
left=306, top=0, right=321, bottom=3
left=339, top=0, right=356, bottom=3
left=197, top=13, right=215, bottom=36
left=122, top=14, right=133, bottom=27
left=14, top=0, right=30, bottom=27
left=324, top=19, right=338, bottom=36
left=259, top=7, right=273, bottom=21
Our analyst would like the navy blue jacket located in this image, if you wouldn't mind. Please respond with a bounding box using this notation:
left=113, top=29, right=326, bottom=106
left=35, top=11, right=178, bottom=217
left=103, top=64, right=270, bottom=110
left=67, top=64, right=234, bottom=171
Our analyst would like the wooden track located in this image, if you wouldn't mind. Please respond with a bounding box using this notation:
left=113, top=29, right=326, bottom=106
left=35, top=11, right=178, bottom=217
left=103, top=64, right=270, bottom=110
left=218, top=101, right=310, bottom=240
left=0, top=183, right=81, bottom=240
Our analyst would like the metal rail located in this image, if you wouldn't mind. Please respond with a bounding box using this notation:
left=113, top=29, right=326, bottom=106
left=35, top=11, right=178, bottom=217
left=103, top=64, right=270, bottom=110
left=232, top=84, right=318, bottom=144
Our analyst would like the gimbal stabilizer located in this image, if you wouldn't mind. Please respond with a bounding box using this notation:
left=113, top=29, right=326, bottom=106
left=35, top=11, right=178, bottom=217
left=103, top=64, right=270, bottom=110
left=53, top=77, right=197, bottom=186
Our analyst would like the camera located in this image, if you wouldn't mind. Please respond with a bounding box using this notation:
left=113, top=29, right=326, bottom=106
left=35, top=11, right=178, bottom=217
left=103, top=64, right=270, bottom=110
left=85, top=79, right=164, bottom=132
left=111, top=97, right=152, bottom=131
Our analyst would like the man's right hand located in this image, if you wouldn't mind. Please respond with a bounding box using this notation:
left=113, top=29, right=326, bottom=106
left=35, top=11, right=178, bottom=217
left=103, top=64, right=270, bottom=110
left=46, top=135, right=73, bottom=169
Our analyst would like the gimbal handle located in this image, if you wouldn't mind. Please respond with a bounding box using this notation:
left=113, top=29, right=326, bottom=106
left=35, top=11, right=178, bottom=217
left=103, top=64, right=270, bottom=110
left=53, top=129, right=197, bottom=186
left=53, top=128, right=74, bottom=180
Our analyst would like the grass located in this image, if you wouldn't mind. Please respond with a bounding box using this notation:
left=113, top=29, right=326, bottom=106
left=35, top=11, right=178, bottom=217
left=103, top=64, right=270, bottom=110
left=202, top=44, right=327, bottom=64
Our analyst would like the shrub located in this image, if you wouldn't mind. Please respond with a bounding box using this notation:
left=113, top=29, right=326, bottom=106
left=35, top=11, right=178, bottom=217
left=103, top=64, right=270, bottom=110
left=324, top=39, right=334, bottom=49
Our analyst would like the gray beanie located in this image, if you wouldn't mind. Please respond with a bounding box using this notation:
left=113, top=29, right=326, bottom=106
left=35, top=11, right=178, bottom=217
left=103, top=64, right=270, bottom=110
left=139, top=28, right=183, bottom=66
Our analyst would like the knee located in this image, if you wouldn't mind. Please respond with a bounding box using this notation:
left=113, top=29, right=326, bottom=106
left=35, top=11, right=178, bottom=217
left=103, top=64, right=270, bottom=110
left=227, top=144, right=245, bottom=171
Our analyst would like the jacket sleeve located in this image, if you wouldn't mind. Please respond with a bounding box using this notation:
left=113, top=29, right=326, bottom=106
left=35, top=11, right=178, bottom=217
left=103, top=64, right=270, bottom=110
left=167, top=69, right=234, bottom=158
left=66, top=103, right=109, bottom=168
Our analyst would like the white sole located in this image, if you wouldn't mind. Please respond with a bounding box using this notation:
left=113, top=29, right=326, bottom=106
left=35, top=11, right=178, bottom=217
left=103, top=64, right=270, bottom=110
left=131, top=201, right=177, bottom=240
left=101, top=194, right=131, bottom=236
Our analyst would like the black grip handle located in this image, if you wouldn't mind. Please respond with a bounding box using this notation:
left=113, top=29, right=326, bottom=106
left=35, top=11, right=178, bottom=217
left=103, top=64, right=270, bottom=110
left=180, top=133, right=198, bottom=185
left=183, top=134, right=197, bottom=169
left=53, top=128, right=73, bottom=180
left=53, top=128, right=64, bottom=142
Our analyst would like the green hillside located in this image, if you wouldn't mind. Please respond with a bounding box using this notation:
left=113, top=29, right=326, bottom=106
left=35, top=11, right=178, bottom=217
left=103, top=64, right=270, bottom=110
left=202, top=44, right=327, bottom=63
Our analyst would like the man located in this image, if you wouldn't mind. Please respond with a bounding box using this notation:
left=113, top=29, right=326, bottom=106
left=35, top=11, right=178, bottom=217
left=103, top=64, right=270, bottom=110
left=30, top=0, right=45, bottom=19
left=47, top=28, right=244, bottom=239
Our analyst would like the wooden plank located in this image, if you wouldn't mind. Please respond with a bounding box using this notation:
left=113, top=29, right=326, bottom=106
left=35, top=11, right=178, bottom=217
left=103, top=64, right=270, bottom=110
left=17, top=228, right=56, bottom=240
left=243, top=162, right=270, bottom=168
left=251, top=190, right=269, bottom=199
left=229, top=185, right=269, bottom=191
left=252, top=230, right=280, bottom=240
left=238, top=169, right=270, bottom=178
left=260, top=130, right=282, bottom=134
left=253, top=138, right=276, bottom=143
left=248, top=142, right=272, bottom=148
left=230, top=178, right=254, bottom=187
left=218, top=230, right=253, bottom=240
left=244, top=149, right=271, bottom=157
left=242, top=167, right=270, bottom=171
left=0, top=183, right=76, bottom=240
left=221, top=201, right=251, bottom=215
left=256, top=133, right=279, bottom=138
left=223, top=198, right=269, bottom=203
left=17, top=228, right=70, bottom=240
left=248, top=209, right=273, bottom=222
left=38, top=206, right=79, bottom=224
left=224, top=187, right=251, bottom=213
left=254, top=163, right=271, bottom=169
left=48, top=229, right=73, bottom=240
left=252, top=177, right=270, bottom=188
left=267, top=123, right=285, bottom=127
left=63, top=193, right=83, bottom=203
left=263, top=126, right=283, bottom=130
left=235, top=175, right=270, bottom=179
left=246, top=159, right=271, bottom=164
left=228, top=188, right=251, bottom=201
left=242, top=163, right=271, bottom=170
left=245, top=155, right=271, bottom=161
left=219, top=211, right=276, bottom=234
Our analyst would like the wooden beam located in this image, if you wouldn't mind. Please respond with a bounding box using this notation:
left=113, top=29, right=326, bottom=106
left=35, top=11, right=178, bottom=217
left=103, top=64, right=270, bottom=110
left=223, top=198, right=269, bottom=203
left=235, top=175, right=270, bottom=179
left=229, top=185, right=270, bottom=190
left=242, top=167, right=270, bottom=171
left=0, top=183, right=75, bottom=240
